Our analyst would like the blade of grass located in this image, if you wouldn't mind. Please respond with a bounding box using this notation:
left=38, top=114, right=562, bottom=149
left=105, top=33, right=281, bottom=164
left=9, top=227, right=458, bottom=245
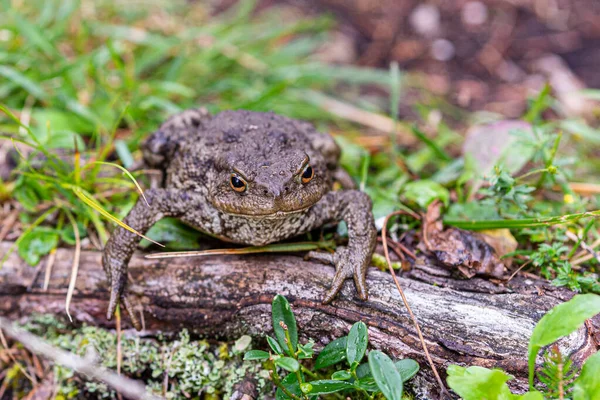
left=444, top=209, right=600, bottom=230
left=145, top=240, right=335, bottom=259
left=410, top=125, right=452, bottom=162
left=0, top=66, right=47, bottom=101
left=71, top=187, right=162, bottom=247
left=63, top=209, right=80, bottom=322
left=390, top=61, right=401, bottom=157
left=86, top=161, right=149, bottom=207
left=0, top=105, right=66, bottom=171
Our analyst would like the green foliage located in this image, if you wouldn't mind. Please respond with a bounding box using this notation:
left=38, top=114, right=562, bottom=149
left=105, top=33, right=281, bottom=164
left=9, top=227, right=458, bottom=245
left=447, top=365, right=543, bottom=400
left=447, top=294, right=600, bottom=399
left=538, top=345, right=578, bottom=398
left=368, top=351, right=404, bottom=400
left=17, top=226, right=59, bottom=265
left=346, top=321, right=368, bottom=366
left=245, top=295, right=419, bottom=399
left=402, top=179, right=449, bottom=209
left=573, top=351, right=600, bottom=400
left=480, top=167, right=536, bottom=217
left=314, top=336, right=347, bottom=370
left=272, top=294, right=298, bottom=356
left=528, top=294, right=600, bottom=388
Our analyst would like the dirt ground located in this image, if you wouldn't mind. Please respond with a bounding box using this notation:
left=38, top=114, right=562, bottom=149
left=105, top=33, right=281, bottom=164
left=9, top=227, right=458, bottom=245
left=222, top=0, right=600, bottom=118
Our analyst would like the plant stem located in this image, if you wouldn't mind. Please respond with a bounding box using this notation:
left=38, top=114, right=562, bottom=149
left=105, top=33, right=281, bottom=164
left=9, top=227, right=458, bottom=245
left=283, top=326, right=305, bottom=390
left=270, top=369, right=303, bottom=400
left=444, top=208, right=600, bottom=230
left=300, top=365, right=318, bottom=379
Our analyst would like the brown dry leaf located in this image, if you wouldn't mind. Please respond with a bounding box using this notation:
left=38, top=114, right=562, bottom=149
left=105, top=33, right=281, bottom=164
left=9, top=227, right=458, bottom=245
left=421, top=201, right=505, bottom=279
left=477, top=228, right=518, bottom=268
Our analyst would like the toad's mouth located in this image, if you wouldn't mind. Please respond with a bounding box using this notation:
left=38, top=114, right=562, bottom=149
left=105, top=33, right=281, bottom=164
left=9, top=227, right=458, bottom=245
left=218, top=204, right=314, bottom=219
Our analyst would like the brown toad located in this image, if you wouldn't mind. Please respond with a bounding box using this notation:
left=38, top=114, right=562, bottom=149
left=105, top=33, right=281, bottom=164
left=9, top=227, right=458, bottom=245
left=102, top=109, right=377, bottom=329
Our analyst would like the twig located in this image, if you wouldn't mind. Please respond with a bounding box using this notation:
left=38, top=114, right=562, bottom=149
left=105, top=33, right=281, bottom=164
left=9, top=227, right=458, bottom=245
left=116, top=306, right=123, bottom=400
left=0, top=207, right=19, bottom=242
left=0, top=317, right=161, bottom=400
left=566, top=230, right=600, bottom=265
left=0, top=329, right=36, bottom=383
left=507, top=259, right=532, bottom=282
left=382, top=211, right=449, bottom=398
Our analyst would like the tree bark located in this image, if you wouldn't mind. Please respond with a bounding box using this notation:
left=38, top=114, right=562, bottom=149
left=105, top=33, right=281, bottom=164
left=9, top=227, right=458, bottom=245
left=1, top=241, right=598, bottom=399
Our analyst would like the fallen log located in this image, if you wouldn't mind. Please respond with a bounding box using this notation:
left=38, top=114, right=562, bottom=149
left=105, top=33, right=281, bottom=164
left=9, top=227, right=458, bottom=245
left=0, top=241, right=598, bottom=399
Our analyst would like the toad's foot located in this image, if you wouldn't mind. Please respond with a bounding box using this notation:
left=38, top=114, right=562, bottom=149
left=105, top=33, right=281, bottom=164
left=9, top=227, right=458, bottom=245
left=103, top=254, right=142, bottom=330
left=307, top=245, right=369, bottom=303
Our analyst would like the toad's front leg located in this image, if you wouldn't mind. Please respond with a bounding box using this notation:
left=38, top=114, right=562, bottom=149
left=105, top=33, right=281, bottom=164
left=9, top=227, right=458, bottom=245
left=102, top=188, right=193, bottom=329
left=305, top=190, right=377, bottom=303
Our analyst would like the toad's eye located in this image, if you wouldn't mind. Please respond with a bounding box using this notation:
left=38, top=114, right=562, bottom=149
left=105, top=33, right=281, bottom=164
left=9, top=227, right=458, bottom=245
left=230, top=174, right=247, bottom=192
left=300, top=164, right=314, bottom=184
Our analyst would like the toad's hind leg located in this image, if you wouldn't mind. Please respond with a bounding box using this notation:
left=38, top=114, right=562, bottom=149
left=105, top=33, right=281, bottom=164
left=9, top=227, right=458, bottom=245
left=142, top=108, right=212, bottom=169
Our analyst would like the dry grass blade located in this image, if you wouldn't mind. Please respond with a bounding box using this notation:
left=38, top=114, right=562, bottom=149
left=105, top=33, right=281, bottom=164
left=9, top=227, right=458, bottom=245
left=64, top=211, right=80, bottom=323
left=72, top=187, right=163, bottom=247
left=303, top=90, right=416, bottom=146
left=145, top=241, right=332, bottom=259
left=381, top=210, right=449, bottom=398
left=42, top=248, right=57, bottom=291
left=0, top=317, right=162, bottom=400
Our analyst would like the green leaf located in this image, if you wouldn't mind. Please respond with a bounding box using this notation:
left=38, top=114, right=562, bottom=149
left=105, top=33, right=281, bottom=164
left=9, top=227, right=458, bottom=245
left=272, top=295, right=298, bottom=355
left=314, top=336, right=347, bottom=370
left=331, top=370, right=352, bottom=380
left=403, top=180, right=450, bottom=209
left=308, top=380, right=353, bottom=395
left=395, top=359, right=420, bottom=382
left=356, top=359, right=420, bottom=383
left=446, top=365, right=514, bottom=400
left=243, top=350, right=270, bottom=361
left=528, top=294, right=600, bottom=388
left=0, top=65, right=47, bottom=100
left=354, top=376, right=379, bottom=392
left=60, top=221, right=86, bottom=245
left=369, top=350, right=403, bottom=400
left=298, top=341, right=314, bottom=359
left=275, top=357, right=300, bottom=372
left=142, top=218, right=204, bottom=250
left=276, top=373, right=302, bottom=400
left=356, top=362, right=371, bottom=379
left=573, top=351, right=600, bottom=400
left=346, top=321, right=368, bottom=366
left=267, top=336, right=284, bottom=355
left=17, top=227, right=59, bottom=266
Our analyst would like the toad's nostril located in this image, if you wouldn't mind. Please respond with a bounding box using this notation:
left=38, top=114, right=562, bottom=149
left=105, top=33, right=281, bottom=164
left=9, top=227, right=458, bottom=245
left=284, top=186, right=289, bottom=192
left=263, top=189, right=268, bottom=195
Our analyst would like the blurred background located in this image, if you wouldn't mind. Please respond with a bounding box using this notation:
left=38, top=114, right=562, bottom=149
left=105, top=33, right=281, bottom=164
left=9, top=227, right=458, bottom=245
left=2, top=1, right=600, bottom=398
left=280, top=0, right=600, bottom=117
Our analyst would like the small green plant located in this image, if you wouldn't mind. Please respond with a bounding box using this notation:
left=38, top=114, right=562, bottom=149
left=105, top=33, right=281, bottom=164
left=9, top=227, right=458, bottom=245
left=538, top=344, right=578, bottom=399
left=446, top=294, right=600, bottom=399
left=244, top=294, right=419, bottom=399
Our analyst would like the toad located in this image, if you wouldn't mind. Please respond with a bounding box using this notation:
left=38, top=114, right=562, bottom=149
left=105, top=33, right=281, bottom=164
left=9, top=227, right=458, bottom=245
left=102, top=109, right=377, bottom=329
